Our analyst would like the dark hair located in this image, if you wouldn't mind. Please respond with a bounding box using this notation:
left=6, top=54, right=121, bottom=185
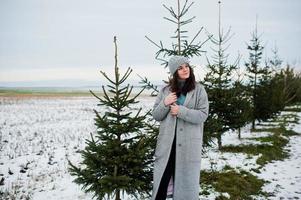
left=167, top=64, right=196, bottom=97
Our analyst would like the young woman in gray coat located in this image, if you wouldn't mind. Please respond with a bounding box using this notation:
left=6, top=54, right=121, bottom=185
left=151, top=56, right=209, bottom=200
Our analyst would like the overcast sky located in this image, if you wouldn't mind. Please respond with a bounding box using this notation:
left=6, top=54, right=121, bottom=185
left=0, top=0, right=300, bottom=87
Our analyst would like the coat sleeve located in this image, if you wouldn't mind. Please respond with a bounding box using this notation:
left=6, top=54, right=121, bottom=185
left=152, top=87, right=170, bottom=121
left=177, top=85, right=209, bottom=124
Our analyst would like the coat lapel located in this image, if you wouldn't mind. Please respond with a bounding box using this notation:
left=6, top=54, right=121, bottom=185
left=183, top=89, right=194, bottom=107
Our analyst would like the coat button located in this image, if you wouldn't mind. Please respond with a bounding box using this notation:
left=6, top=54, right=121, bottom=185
left=180, top=128, right=183, bottom=131
left=178, top=144, right=182, bottom=147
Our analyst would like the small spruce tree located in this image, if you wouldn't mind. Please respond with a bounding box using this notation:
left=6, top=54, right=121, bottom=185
left=229, top=75, right=252, bottom=139
left=256, top=59, right=276, bottom=121
left=68, top=37, right=154, bottom=200
left=252, top=45, right=285, bottom=124
left=269, top=44, right=283, bottom=73
left=245, top=17, right=266, bottom=129
left=277, top=65, right=301, bottom=105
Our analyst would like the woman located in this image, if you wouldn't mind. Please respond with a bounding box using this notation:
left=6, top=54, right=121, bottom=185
left=151, top=55, right=209, bottom=200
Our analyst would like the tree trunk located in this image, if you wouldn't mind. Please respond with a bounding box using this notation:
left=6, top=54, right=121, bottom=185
left=238, top=127, right=241, bottom=139
left=114, top=165, right=121, bottom=200
left=252, top=119, right=255, bottom=130
left=115, top=189, right=121, bottom=200
left=217, top=133, right=222, bottom=149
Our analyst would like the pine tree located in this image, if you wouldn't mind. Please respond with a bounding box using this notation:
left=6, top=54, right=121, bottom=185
left=68, top=37, right=154, bottom=200
left=253, top=45, right=288, bottom=124
left=202, top=1, right=239, bottom=149
left=229, top=76, right=252, bottom=139
left=141, top=0, right=213, bottom=148
left=277, top=65, right=301, bottom=106
left=267, top=45, right=285, bottom=114
left=269, top=44, right=283, bottom=73
left=245, top=17, right=265, bottom=130
left=255, top=60, right=276, bottom=121
left=292, top=71, right=301, bottom=103
left=144, top=0, right=211, bottom=73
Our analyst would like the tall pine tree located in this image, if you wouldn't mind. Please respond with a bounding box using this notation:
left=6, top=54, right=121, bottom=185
left=266, top=45, right=285, bottom=113
left=202, top=1, right=239, bottom=149
left=68, top=37, right=154, bottom=200
left=141, top=0, right=213, bottom=148
left=245, top=17, right=265, bottom=130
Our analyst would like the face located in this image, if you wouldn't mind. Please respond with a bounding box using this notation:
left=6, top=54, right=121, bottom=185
left=177, top=63, right=190, bottom=80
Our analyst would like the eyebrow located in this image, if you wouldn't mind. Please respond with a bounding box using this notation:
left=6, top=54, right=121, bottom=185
left=178, top=65, right=188, bottom=69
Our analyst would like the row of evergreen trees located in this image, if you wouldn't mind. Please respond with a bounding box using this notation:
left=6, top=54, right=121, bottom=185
left=68, top=0, right=301, bottom=199
left=203, top=8, right=301, bottom=149
left=143, top=0, right=301, bottom=150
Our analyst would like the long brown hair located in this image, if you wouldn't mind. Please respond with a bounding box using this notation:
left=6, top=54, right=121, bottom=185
left=167, top=65, right=196, bottom=97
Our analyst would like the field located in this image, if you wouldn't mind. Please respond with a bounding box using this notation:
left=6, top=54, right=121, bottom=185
left=0, top=94, right=301, bottom=199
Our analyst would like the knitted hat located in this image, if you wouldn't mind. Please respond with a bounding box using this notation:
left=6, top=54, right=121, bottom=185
left=168, top=55, right=190, bottom=75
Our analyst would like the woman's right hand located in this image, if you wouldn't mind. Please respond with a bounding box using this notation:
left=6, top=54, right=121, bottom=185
left=164, top=92, right=177, bottom=106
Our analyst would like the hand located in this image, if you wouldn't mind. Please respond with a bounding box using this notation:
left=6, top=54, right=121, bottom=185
left=164, top=92, right=177, bottom=106
left=170, top=103, right=179, bottom=116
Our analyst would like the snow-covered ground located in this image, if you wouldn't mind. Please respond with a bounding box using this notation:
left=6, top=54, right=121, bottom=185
left=257, top=112, right=301, bottom=199
left=0, top=96, right=300, bottom=199
left=0, top=96, right=97, bottom=199
left=199, top=110, right=301, bottom=200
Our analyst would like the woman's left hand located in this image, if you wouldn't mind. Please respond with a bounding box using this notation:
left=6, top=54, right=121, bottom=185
left=170, top=103, right=179, bottom=116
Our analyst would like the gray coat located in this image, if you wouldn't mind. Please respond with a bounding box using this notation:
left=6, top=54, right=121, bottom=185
left=151, top=82, right=209, bottom=200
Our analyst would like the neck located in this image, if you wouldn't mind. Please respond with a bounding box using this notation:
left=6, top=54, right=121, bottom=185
left=177, top=79, right=186, bottom=89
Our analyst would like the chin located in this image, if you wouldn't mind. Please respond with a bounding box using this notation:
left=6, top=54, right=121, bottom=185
left=180, top=75, right=189, bottom=79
